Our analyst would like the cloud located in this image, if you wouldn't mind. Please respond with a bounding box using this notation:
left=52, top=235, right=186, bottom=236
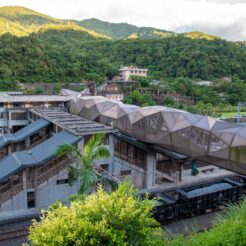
left=0, top=0, right=245, bottom=40
left=188, top=0, right=245, bottom=4
left=176, top=18, right=246, bottom=41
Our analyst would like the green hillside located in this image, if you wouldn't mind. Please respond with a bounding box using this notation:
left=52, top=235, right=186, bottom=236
left=184, top=31, right=220, bottom=40
left=78, top=18, right=174, bottom=39
left=0, top=6, right=62, bottom=26
left=0, top=5, right=244, bottom=88
left=0, top=6, right=236, bottom=42
left=0, top=6, right=109, bottom=39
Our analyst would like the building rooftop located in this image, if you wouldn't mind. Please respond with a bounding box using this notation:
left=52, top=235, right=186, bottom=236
left=0, top=94, right=72, bottom=103
left=119, top=66, right=148, bottom=71
left=0, top=130, right=80, bottom=182
left=0, top=118, right=50, bottom=149
left=29, top=108, right=117, bottom=136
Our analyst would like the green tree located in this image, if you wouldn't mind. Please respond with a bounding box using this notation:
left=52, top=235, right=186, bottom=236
left=0, top=80, right=20, bottom=91
left=124, top=90, right=156, bottom=107
left=56, top=134, right=111, bottom=195
left=28, top=181, right=163, bottom=246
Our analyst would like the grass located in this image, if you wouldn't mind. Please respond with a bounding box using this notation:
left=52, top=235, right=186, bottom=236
left=219, top=111, right=246, bottom=118
left=165, top=199, right=246, bottom=246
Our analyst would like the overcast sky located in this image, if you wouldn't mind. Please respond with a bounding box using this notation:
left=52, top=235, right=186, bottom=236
left=0, top=0, right=245, bottom=41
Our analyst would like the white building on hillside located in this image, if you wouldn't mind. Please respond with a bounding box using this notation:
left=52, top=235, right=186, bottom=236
left=119, top=66, right=148, bottom=81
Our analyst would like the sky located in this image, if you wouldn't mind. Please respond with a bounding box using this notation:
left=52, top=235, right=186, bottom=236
left=0, top=0, right=246, bottom=41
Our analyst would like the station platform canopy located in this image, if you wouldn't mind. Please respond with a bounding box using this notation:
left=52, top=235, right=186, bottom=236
left=69, top=96, right=246, bottom=175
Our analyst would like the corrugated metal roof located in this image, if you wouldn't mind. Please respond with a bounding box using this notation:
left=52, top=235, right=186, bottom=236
left=29, top=108, right=117, bottom=136
left=0, top=94, right=72, bottom=103
left=0, top=131, right=81, bottom=182
left=0, top=119, right=50, bottom=149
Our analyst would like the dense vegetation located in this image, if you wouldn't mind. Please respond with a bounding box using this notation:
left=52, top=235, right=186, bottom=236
left=0, top=33, right=245, bottom=84
left=27, top=181, right=246, bottom=246
left=78, top=18, right=174, bottom=39
left=123, top=76, right=246, bottom=116
left=0, top=6, right=245, bottom=116
left=28, top=182, right=162, bottom=246
left=168, top=200, right=246, bottom=246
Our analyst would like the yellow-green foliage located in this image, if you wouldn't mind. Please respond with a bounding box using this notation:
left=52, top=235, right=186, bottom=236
left=184, top=31, right=220, bottom=41
left=0, top=17, right=27, bottom=36
left=0, top=6, right=62, bottom=25
left=0, top=6, right=110, bottom=39
left=37, top=23, right=111, bottom=39
left=28, top=182, right=163, bottom=246
left=153, top=31, right=174, bottom=38
left=127, top=32, right=138, bottom=39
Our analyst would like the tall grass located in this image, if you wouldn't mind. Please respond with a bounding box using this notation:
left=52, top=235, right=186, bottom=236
left=167, top=198, right=246, bottom=246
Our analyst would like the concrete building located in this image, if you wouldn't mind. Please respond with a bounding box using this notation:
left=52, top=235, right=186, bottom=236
left=119, top=66, right=148, bottom=81
left=0, top=93, right=243, bottom=222
left=0, top=94, right=71, bottom=134
left=0, top=108, right=116, bottom=215
left=98, top=82, right=124, bottom=101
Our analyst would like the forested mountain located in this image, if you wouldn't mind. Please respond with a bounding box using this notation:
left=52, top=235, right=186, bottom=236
left=0, top=6, right=109, bottom=39
left=0, top=33, right=245, bottom=83
left=0, top=6, right=245, bottom=85
left=78, top=18, right=174, bottom=39
left=0, top=6, right=223, bottom=40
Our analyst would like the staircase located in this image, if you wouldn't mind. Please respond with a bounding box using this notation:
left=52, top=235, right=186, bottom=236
left=94, top=166, right=120, bottom=184
left=0, top=181, right=23, bottom=206
left=37, top=157, right=72, bottom=186
left=0, top=156, right=72, bottom=207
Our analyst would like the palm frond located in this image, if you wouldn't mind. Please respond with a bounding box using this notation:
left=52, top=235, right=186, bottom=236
left=79, top=168, right=97, bottom=195
left=68, top=166, right=79, bottom=186
left=56, top=143, right=83, bottom=161
left=56, top=134, right=112, bottom=195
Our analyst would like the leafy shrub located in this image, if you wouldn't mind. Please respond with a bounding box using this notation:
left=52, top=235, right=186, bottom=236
left=28, top=181, right=163, bottom=246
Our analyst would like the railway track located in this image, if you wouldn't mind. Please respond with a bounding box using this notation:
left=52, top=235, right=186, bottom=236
left=0, top=227, right=29, bottom=245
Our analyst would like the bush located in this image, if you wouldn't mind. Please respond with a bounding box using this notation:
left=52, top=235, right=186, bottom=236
left=28, top=181, right=163, bottom=246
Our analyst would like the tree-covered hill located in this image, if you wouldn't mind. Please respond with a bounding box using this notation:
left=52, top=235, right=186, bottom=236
left=0, top=6, right=245, bottom=85
left=0, top=6, right=62, bottom=26
left=78, top=18, right=174, bottom=39
left=0, top=6, right=222, bottom=41
left=0, top=34, right=245, bottom=83
left=0, top=6, right=109, bottom=38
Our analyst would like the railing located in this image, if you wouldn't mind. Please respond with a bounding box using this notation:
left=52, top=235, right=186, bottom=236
left=0, top=148, right=8, bottom=160
left=37, top=157, right=72, bottom=186
left=0, top=156, right=71, bottom=206
left=0, top=183, right=23, bottom=205
left=94, top=166, right=120, bottom=184
left=29, top=133, right=49, bottom=149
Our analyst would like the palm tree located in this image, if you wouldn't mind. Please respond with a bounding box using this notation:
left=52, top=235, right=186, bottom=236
left=56, top=133, right=112, bottom=195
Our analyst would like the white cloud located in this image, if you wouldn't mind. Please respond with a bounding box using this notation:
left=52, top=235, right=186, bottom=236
left=0, top=0, right=245, bottom=40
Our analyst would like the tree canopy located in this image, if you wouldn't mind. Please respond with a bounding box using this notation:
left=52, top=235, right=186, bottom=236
left=0, top=34, right=245, bottom=83
left=28, top=181, right=162, bottom=246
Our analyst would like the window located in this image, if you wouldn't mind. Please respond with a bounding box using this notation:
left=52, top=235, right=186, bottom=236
left=121, top=170, right=131, bottom=176
left=13, top=102, right=22, bottom=108
left=57, top=179, right=69, bottom=185
left=27, top=191, right=35, bottom=209
left=101, top=164, right=109, bottom=171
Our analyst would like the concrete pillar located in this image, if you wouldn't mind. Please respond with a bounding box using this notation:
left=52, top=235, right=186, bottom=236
left=77, top=137, right=84, bottom=153
left=145, top=151, right=156, bottom=189
left=179, top=164, right=183, bottom=182
left=8, top=111, right=12, bottom=133
left=26, top=137, right=30, bottom=149
left=23, top=170, right=27, bottom=191
left=8, top=145, right=12, bottom=155
left=108, top=134, right=114, bottom=173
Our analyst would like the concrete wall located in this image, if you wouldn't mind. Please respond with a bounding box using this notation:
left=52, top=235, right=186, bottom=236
left=113, top=157, right=146, bottom=189
left=0, top=164, right=79, bottom=214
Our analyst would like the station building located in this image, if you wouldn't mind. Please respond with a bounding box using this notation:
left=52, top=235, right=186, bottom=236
left=0, top=93, right=240, bottom=218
